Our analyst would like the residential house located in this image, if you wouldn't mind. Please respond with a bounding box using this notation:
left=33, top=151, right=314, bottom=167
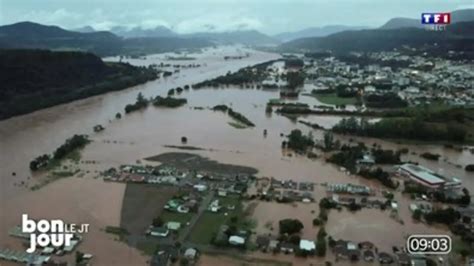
left=149, top=227, right=169, bottom=238
left=166, top=222, right=181, bottom=231
left=299, top=240, right=316, bottom=253
left=280, top=242, right=295, bottom=254
left=229, top=235, right=245, bottom=246
left=184, top=248, right=198, bottom=260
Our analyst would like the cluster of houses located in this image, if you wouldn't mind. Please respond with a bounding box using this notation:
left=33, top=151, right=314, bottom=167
left=303, top=51, right=474, bottom=108
left=254, top=234, right=316, bottom=255
left=152, top=245, right=199, bottom=266
left=213, top=225, right=250, bottom=248
left=147, top=193, right=201, bottom=238
left=326, top=183, right=373, bottom=195
left=331, top=239, right=431, bottom=265
left=251, top=177, right=315, bottom=203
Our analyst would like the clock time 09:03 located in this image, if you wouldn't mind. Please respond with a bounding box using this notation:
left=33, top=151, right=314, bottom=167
left=407, top=235, right=451, bottom=255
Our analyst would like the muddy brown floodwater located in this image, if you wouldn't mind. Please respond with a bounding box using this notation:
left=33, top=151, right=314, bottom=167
left=1, top=45, right=473, bottom=265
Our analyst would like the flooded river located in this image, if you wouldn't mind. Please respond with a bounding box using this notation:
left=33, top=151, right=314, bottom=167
left=1, top=45, right=473, bottom=265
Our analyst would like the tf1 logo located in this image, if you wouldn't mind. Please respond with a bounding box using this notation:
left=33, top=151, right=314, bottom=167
left=421, top=13, right=451, bottom=25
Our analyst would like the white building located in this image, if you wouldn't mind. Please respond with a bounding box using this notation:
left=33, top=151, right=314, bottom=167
left=229, top=236, right=245, bottom=246
left=299, top=240, right=316, bottom=252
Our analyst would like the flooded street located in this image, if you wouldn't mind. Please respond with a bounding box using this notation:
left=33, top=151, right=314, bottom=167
left=1, top=45, right=473, bottom=265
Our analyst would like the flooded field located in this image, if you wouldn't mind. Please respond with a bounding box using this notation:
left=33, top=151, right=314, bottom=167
left=1, top=45, right=473, bottom=265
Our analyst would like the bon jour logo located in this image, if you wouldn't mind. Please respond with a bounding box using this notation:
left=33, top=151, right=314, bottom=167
left=22, top=214, right=89, bottom=253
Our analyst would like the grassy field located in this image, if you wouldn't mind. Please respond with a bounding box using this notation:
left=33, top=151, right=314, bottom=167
left=120, top=184, right=179, bottom=235
left=189, top=195, right=251, bottom=245
left=136, top=239, right=159, bottom=256
left=160, top=211, right=193, bottom=224
left=310, top=93, right=357, bottom=105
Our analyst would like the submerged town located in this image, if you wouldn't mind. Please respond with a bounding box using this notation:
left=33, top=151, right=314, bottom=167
left=1, top=44, right=473, bottom=266
left=0, top=3, right=474, bottom=265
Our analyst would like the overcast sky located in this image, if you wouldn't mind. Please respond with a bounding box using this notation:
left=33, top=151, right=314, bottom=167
left=1, top=0, right=473, bottom=34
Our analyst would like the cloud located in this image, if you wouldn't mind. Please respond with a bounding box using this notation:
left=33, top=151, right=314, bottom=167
left=17, top=8, right=83, bottom=26
left=175, top=15, right=263, bottom=33
left=456, top=4, right=474, bottom=10
left=139, top=19, right=170, bottom=30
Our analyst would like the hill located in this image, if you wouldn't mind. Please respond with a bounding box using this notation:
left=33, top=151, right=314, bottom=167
left=184, top=30, right=278, bottom=46
left=0, top=49, right=158, bottom=120
left=0, top=22, right=123, bottom=56
left=380, top=18, right=421, bottom=30
left=0, top=22, right=213, bottom=56
left=73, top=26, right=96, bottom=33
left=122, top=36, right=212, bottom=55
left=111, top=25, right=177, bottom=38
left=279, top=21, right=474, bottom=55
left=380, top=9, right=474, bottom=29
left=274, top=25, right=369, bottom=42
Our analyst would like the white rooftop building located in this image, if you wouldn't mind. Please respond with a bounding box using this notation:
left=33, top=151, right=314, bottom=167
left=299, top=239, right=316, bottom=252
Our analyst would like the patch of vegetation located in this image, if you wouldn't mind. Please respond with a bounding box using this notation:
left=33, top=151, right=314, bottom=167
left=286, top=129, right=314, bottom=151
left=228, top=121, right=247, bottom=129
left=286, top=71, right=305, bottom=89
left=311, top=92, right=357, bottom=105
left=420, top=152, right=441, bottom=161
left=358, top=167, right=398, bottom=189
left=279, top=219, right=304, bottom=235
left=105, top=226, right=129, bottom=241
left=0, top=49, right=158, bottom=120
left=333, top=116, right=468, bottom=143
left=364, top=93, right=408, bottom=108
left=212, top=105, right=255, bottom=127
left=136, top=240, right=158, bottom=256
left=30, top=134, right=90, bottom=171
left=193, top=60, right=277, bottom=88
left=190, top=195, right=251, bottom=245
left=228, top=108, right=255, bottom=127
left=316, top=227, right=327, bottom=257
left=466, top=164, right=474, bottom=172
left=125, top=92, right=149, bottom=113
left=160, top=211, right=193, bottom=225
left=153, top=96, right=187, bottom=107
left=424, top=208, right=460, bottom=225
left=326, top=143, right=365, bottom=173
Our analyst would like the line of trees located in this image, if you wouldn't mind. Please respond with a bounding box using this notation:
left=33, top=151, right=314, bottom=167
left=153, top=96, right=187, bottom=107
left=332, top=116, right=467, bottom=142
left=30, top=134, right=89, bottom=171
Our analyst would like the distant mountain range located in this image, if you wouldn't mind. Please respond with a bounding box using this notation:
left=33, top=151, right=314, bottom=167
left=73, top=25, right=96, bottom=33
left=0, top=22, right=122, bottom=55
left=1, top=8, right=473, bottom=56
left=279, top=9, right=474, bottom=55
left=380, top=9, right=474, bottom=29
left=274, top=25, right=369, bottom=42
left=0, top=22, right=212, bottom=56
left=107, top=26, right=278, bottom=45
left=110, top=25, right=177, bottom=38
left=280, top=21, right=474, bottom=55
left=183, top=30, right=278, bottom=46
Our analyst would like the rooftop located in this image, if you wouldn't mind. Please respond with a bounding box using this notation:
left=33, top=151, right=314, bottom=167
left=399, top=164, right=445, bottom=185
left=299, top=239, right=316, bottom=251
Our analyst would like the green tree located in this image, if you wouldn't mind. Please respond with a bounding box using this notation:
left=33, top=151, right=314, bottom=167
left=279, top=219, right=304, bottom=235
left=323, top=131, right=334, bottom=151
left=412, top=209, right=422, bottom=221
left=316, top=227, right=327, bottom=257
